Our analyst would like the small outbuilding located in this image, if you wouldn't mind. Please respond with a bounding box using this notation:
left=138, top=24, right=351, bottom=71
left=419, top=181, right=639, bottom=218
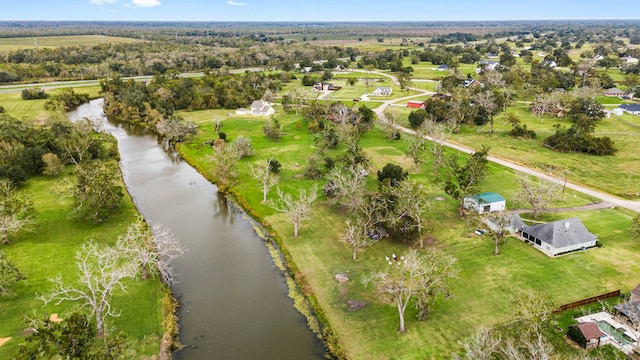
left=463, top=192, right=506, bottom=214
left=407, top=100, right=425, bottom=109
left=568, top=322, right=604, bottom=350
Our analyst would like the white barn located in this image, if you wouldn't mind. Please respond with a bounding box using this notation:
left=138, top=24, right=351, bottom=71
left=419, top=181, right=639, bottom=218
left=463, top=192, right=506, bottom=214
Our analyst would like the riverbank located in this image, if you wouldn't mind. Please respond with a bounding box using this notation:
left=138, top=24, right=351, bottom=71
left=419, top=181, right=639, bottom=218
left=177, top=144, right=343, bottom=359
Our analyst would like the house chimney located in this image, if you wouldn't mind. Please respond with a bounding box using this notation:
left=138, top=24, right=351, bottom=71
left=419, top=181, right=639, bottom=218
left=564, top=221, right=570, bottom=230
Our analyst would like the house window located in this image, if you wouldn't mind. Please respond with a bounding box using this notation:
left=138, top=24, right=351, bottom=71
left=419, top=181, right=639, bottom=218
left=535, top=239, right=541, bottom=246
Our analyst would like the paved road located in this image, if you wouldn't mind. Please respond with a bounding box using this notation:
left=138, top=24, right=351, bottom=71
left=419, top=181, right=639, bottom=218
left=368, top=71, right=640, bottom=213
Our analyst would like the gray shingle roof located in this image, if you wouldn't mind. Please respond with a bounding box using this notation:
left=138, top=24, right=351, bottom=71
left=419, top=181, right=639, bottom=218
left=524, top=218, right=596, bottom=248
left=620, top=104, right=640, bottom=112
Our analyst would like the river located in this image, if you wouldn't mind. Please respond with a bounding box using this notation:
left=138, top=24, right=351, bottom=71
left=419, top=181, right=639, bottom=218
left=68, top=99, right=325, bottom=360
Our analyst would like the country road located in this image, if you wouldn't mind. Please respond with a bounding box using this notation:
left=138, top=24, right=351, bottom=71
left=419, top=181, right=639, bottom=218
left=369, top=70, right=640, bottom=213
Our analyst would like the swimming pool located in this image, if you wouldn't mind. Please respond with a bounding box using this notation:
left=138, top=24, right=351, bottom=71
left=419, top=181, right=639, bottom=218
left=596, top=320, right=635, bottom=346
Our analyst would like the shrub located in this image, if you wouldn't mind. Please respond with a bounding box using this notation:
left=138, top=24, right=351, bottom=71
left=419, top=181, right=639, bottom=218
left=21, top=88, right=49, bottom=100
left=268, top=159, right=282, bottom=174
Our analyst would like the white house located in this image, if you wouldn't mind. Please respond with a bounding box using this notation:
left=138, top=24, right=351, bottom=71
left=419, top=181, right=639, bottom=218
left=236, top=100, right=275, bottom=116
left=518, top=217, right=597, bottom=256
left=372, top=87, right=392, bottom=96
left=477, top=60, right=499, bottom=73
left=619, top=104, right=640, bottom=116
left=463, top=192, right=506, bottom=214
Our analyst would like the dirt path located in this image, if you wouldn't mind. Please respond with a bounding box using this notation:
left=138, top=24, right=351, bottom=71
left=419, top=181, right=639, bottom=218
left=509, top=201, right=616, bottom=215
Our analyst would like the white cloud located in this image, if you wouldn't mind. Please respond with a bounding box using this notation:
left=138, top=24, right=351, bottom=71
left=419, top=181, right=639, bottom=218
left=130, top=0, right=161, bottom=7
left=90, top=0, right=118, bottom=4
left=227, top=0, right=247, bottom=5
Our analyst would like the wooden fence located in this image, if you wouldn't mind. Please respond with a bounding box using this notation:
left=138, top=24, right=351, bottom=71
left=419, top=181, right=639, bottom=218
left=554, top=290, right=621, bottom=313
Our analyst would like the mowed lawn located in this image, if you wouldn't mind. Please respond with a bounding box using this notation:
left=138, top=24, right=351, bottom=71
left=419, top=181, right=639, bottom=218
left=0, top=171, right=164, bottom=357
left=0, top=35, right=140, bottom=51
left=177, top=107, right=640, bottom=359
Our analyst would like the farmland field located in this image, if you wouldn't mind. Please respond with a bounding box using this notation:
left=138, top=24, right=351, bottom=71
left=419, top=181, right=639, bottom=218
left=0, top=35, right=140, bottom=51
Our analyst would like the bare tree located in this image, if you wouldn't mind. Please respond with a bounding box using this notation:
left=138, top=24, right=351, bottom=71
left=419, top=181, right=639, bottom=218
left=58, top=118, right=100, bottom=165
left=382, top=107, right=402, bottom=139
left=404, top=132, right=427, bottom=174
left=481, top=71, right=505, bottom=88
left=323, top=165, right=367, bottom=212
left=452, top=326, right=501, bottom=360
left=388, top=180, right=431, bottom=247
left=119, top=219, right=185, bottom=285
left=530, top=93, right=560, bottom=120
left=39, top=241, right=138, bottom=337
left=209, top=143, right=241, bottom=189
left=250, top=159, right=279, bottom=203
left=41, top=152, right=65, bottom=176
left=482, top=210, right=510, bottom=256
left=510, top=287, right=555, bottom=337
left=516, top=174, right=561, bottom=219
left=364, top=248, right=458, bottom=333
left=500, top=333, right=555, bottom=360
left=341, top=218, right=380, bottom=260
left=269, top=185, right=318, bottom=238
left=0, top=179, right=37, bottom=244
left=472, top=91, right=497, bottom=133
left=423, top=116, right=458, bottom=174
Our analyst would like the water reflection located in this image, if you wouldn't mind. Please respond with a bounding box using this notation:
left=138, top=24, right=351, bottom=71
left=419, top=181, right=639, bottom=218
left=68, top=99, right=326, bottom=360
left=213, top=194, right=235, bottom=225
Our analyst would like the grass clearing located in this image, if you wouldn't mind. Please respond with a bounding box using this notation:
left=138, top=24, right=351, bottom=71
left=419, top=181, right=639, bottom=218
left=177, top=106, right=639, bottom=359
left=0, top=170, right=163, bottom=357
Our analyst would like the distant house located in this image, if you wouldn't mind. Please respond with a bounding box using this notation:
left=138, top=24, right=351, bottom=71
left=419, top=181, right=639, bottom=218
left=477, top=60, right=499, bottom=73
left=603, top=87, right=626, bottom=97
left=619, top=104, right=640, bottom=116
left=568, top=323, right=604, bottom=350
left=236, top=100, right=275, bottom=116
left=518, top=216, right=597, bottom=256
left=463, top=192, right=506, bottom=214
left=407, top=100, right=425, bottom=109
left=437, top=64, right=450, bottom=71
left=624, top=57, right=639, bottom=64
left=314, top=82, right=340, bottom=91
left=372, top=87, right=392, bottom=96
left=543, top=60, right=557, bottom=68
left=462, top=78, right=480, bottom=88
left=431, top=93, right=452, bottom=100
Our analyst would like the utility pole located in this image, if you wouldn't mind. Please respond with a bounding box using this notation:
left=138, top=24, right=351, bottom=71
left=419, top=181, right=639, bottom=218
left=627, top=173, right=632, bottom=195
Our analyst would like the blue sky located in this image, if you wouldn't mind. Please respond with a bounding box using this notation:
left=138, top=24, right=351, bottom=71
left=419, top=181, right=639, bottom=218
left=2, top=0, right=640, bottom=22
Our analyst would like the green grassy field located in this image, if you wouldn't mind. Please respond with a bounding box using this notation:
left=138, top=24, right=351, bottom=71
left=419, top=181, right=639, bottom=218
left=0, top=85, right=102, bottom=123
left=0, top=170, right=164, bottom=357
left=0, top=35, right=140, bottom=51
left=176, top=107, right=639, bottom=359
